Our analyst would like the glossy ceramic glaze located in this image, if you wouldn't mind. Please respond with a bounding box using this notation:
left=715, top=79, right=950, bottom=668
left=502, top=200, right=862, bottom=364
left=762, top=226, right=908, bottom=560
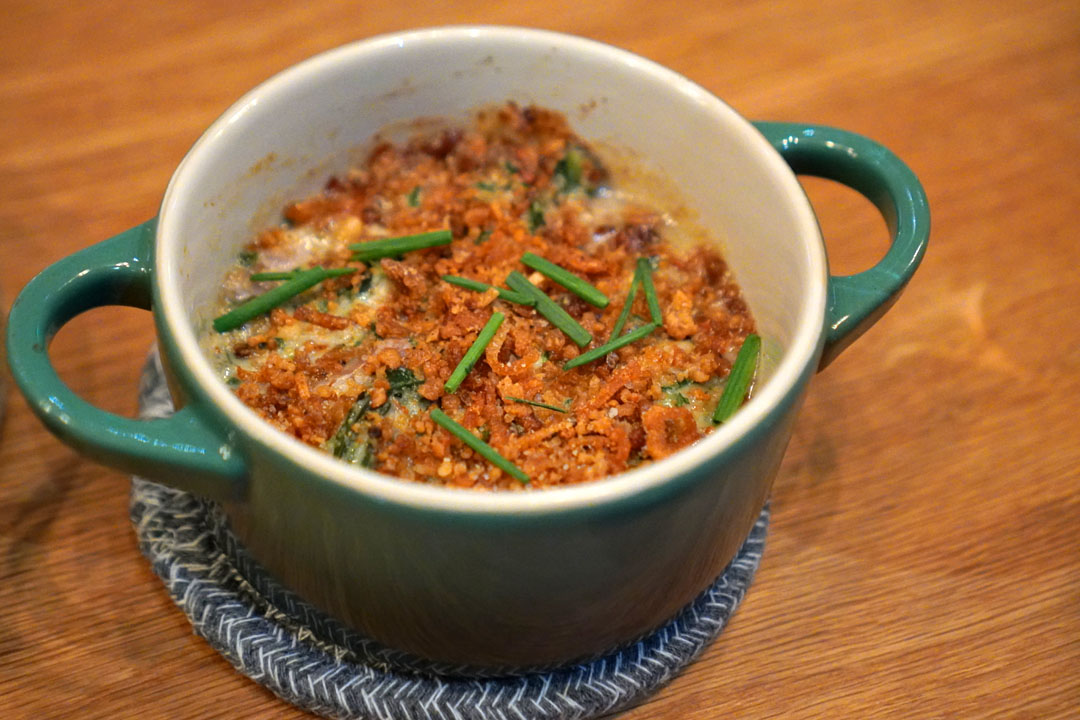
left=6, top=27, right=928, bottom=670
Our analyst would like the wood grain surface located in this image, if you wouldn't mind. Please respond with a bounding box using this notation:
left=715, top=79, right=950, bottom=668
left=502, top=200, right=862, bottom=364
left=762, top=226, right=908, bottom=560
left=2, top=1, right=1077, bottom=717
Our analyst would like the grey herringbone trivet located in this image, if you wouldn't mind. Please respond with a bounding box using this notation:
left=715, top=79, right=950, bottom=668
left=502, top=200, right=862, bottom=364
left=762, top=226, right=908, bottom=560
left=131, top=349, right=768, bottom=719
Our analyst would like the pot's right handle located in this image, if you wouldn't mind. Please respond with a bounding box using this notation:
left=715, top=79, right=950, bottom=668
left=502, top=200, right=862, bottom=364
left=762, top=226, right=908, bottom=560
left=5, top=220, right=246, bottom=501
left=753, top=122, right=930, bottom=368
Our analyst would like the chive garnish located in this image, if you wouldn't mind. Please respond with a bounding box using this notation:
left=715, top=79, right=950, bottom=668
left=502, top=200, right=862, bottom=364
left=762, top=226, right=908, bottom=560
left=505, top=396, right=569, bottom=413
left=430, top=408, right=529, bottom=484
left=213, top=266, right=355, bottom=332
left=441, top=275, right=535, bottom=306
left=249, top=270, right=298, bottom=282
left=609, top=267, right=641, bottom=340
left=636, top=257, right=662, bottom=324
left=521, top=253, right=609, bottom=308
left=250, top=267, right=354, bottom=283
left=505, top=271, right=592, bottom=347
left=562, top=322, right=658, bottom=370
left=444, top=312, right=505, bottom=393
left=712, top=334, right=761, bottom=424
left=407, top=186, right=421, bottom=207
left=349, top=229, right=452, bottom=262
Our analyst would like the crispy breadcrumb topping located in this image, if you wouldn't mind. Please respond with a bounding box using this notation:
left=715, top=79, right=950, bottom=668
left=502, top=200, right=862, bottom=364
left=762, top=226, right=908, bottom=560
left=204, top=103, right=755, bottom=489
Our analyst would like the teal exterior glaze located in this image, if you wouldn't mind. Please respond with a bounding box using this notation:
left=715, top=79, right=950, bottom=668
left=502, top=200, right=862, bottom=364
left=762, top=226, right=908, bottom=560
left=753, top=123, right=930, bottom=368
left=215, top=355, right=817, bottom=670
left=4, top=219, right=245, bottom=500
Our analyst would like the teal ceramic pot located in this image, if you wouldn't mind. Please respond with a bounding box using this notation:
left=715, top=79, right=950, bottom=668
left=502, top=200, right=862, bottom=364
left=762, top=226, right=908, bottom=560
left=6, top=27, right=928, bottom=671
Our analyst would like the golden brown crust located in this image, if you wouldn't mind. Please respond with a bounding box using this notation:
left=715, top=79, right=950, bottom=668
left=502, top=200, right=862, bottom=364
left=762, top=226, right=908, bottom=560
left=217, top=103, right=756, bottom=489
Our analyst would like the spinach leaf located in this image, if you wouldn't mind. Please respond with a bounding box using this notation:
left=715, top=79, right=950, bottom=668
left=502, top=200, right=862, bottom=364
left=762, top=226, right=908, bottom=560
left=527, top=200, right=546, bottom=232
left=387, top=367, right=422, bottom=395
left=553, top=146, right=584, bottom=192
left=328, top=393, right=373, bottom=464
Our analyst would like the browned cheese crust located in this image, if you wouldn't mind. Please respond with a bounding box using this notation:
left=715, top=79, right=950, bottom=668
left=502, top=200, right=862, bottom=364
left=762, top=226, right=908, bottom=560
left=210, top=103, right=756, bottom=489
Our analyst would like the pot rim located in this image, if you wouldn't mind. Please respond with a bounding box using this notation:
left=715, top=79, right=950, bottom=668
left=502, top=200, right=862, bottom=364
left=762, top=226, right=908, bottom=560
left=156, top=25, right=827, bottom=515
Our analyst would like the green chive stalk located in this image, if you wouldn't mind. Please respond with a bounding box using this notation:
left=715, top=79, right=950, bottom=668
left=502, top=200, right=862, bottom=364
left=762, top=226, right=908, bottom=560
left=442, top=275, right=535, bottom=306
left=444, top=312, right=504, bottom=393
left=349, top=229, right=452, bottom=262
left=213, top=266, right=355, bottom=332
left=636, top=257, right=663, bottom=325
left=520, top=252, right=609, bottom=308
left=505, top=271, right=592, bottom=347
left=430, top=408, right=529, bottom=484
left=562, top=322, right=658, bottom=370
left=505, top=396, right=569, bottom=413
left=712, top=334, right=761, bottom=423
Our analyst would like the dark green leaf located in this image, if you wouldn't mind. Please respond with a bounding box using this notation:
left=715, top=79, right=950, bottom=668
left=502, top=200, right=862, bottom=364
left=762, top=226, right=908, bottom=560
left=387, top=367, right=422, bottom=394
left=553, top=146, right=584, bottom=192
left=527, top=201, right=545, bottom=232
left=328, top=393, right=372, bottom=461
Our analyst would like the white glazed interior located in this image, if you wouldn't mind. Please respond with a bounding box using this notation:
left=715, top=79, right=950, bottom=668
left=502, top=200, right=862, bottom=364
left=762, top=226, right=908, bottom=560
left=157, top=26, right=826, bottom=513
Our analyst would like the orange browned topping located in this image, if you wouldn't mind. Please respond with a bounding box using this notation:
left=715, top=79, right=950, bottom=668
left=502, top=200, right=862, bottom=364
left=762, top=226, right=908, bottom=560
left=204, top=103, right=756, bottom=490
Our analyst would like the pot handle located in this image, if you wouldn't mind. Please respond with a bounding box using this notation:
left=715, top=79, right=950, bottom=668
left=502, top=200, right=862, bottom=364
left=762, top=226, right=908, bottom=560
left=753, top=122, right=930, bottom=368
left=5, top=219, right=246, bottom=501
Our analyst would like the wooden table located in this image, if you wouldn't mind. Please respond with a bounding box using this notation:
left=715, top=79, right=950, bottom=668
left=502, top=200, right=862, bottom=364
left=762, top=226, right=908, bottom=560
left=2, top=1, right=1077, bottom=717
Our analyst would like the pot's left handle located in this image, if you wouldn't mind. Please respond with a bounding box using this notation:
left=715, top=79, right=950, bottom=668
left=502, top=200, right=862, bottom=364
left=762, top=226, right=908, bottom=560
left=6, top=220, right=246, bottom=501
